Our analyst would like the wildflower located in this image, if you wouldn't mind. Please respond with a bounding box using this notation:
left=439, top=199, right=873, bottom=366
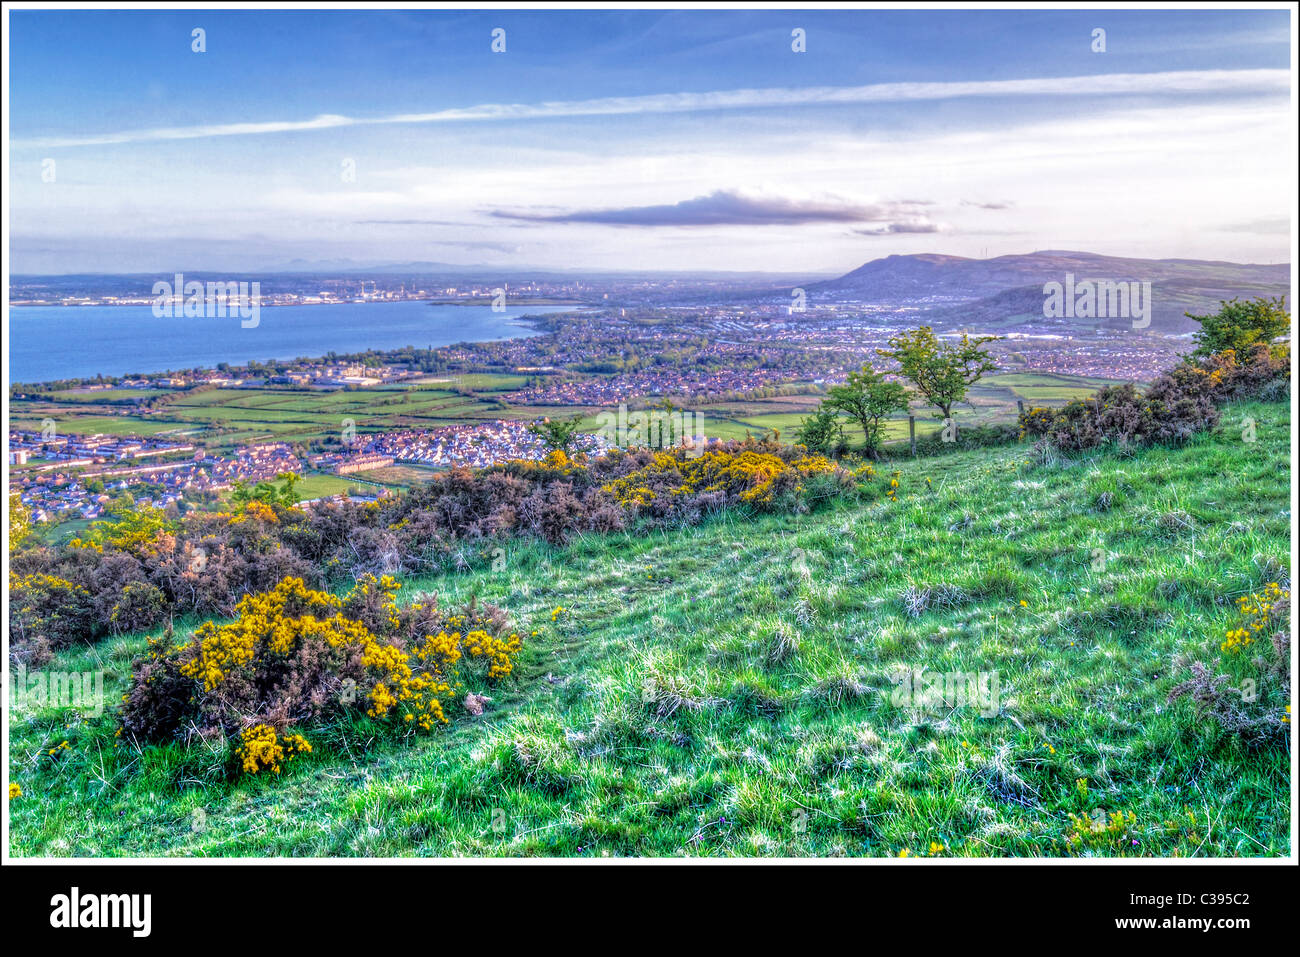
left=8, top=784, right=20, bottom=800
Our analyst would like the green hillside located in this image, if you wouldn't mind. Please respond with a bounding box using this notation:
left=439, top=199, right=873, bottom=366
left=8, top=397, right=1290, bottom=858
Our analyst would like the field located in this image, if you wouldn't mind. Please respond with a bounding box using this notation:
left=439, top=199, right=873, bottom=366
left=9, top=373, right=531, bottom=455
left=10, top=371, right=1121, bottom=457
left=8, top=396, right=1289, bottom=857
left=347, top=464, right=444, bottom=487
left=696, top=373, right=1126, bottom=445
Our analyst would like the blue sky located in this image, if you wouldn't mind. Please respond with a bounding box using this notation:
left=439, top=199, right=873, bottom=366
left=7, top=8, right=1293, bottom=273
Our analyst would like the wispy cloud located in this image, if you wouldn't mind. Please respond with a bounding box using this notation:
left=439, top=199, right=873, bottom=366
left=1217, top=216, right=1290, bottom=235
left=14, top=69, right=1286, bottom=149
left=489, top=191, right=931, bottom=227
left=853, top=222, right=944, bottom=235
left=354, top=218, right=480, bottom=227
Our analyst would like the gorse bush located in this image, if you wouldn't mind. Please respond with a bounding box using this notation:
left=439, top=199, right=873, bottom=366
left=600, top=447, right=846, bottom=518
left=8, top=572, right=97, bottom=667
left=10, top=439, right=850, bottom=661
left=1018, top=294, right=1289, bottom=454
left=1018, top=345, right=1288, bottom=452
left=1199, top=342, right=1290, bottom=402
left=121, top=575, right=522, bottom=756
left=1168, top=583, right=1291, bottom=748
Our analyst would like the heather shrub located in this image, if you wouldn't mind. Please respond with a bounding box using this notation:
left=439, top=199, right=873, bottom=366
left=120, top=575, right=522, bottom=759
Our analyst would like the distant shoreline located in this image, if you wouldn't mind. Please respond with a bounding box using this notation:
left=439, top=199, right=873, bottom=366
left=7, top=300, right=586, bottom=385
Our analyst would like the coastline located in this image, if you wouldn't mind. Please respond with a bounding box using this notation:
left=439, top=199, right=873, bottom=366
left=8, top=301, right=590, bottom=386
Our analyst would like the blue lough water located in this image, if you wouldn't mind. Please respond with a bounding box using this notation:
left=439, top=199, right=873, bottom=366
left=7, top=300, right=569, bottom=383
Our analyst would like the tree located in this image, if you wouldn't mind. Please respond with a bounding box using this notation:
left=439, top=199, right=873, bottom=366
left=1186, top=297, right=1290, bottom=358
left=231, top=472, right=301, bottom=509
left=823, top=363, right=910, bottom=454
left=877, top=326, right=1000, bottom=421
left=795, top=406, right=848, bottom=457
left=527, top=415, right=584, bottom=453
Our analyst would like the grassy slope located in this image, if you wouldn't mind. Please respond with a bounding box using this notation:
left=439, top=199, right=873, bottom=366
left=8, top=398, right=1291, bottom=858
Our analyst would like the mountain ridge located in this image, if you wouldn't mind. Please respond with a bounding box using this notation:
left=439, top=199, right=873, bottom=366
left=808, top=250, right=1291, bottom=334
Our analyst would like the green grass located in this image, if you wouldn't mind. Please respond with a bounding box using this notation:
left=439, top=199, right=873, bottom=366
left=8, top=398, right=1290, bottom=858
left=289, top=474, right=379, bottom=501
left=38, top=388, right=166, bottom=401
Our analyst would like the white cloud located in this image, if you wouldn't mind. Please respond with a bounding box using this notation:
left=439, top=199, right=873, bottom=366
left=13, top=69, right=1287, bottom=150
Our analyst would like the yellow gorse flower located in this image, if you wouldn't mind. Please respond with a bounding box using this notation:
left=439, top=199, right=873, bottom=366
left=235, top=724, right=311, bottom=775
left=600, top=448, right=839, bottom=508
left=170, top=575, right=525, bottom=743
left=1222, top=582, right=1288, bottom=653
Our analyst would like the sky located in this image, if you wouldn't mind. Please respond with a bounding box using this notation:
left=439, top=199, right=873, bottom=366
left=6, top=8, right=1294, bottom=275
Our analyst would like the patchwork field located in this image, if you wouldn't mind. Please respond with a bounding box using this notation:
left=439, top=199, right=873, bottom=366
left=10, top=371, right=1121, bottom=457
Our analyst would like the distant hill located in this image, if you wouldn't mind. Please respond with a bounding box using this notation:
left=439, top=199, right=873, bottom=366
left=808, top=250, right=1290, bottom=335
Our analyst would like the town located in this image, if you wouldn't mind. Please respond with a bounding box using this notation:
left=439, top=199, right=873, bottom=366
left=10, top=419, right=615, bottom=523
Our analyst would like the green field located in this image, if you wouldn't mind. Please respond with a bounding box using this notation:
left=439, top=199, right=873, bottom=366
left=348, top=464, right=443, bottom=487
left=690, top=373, right=1126, bottom=445
left=9, top=380, right=520, bottom=454
left=37, top=388, right=169, bottom=401
left=8, top=397, right=1289, bottom=857
left=10, top=371, right=1121, bottom=457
